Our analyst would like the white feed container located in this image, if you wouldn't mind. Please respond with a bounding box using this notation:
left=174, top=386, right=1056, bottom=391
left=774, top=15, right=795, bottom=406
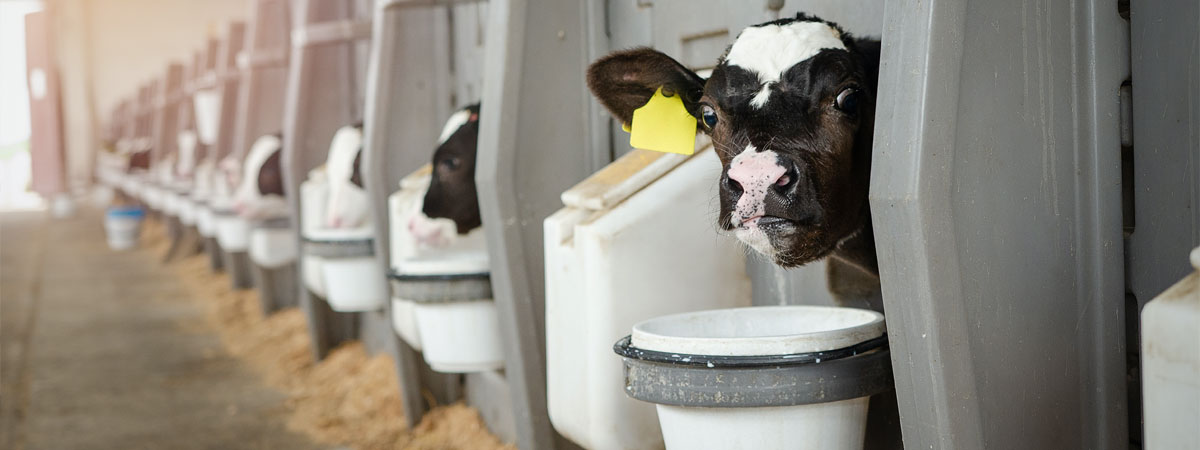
left=197, top=205, right=216, bottom=237
left=178, top=197, right=197, bottom=225
left=215, top=214, right=252, bottom=252
left=396, top=249, right=503, bottom=373
left=390, top=297, right=423, bottom=350
left=628, top=306, right=886, bottom=450
left=321, top=253, right=387, bottom=312
left=386, top=165, right=432, bottom=350
left=1141, top=247, right=1200, bottom=449
left=250, top=225, right=298, bottom=269
left=104, top=207, right=145, bottom=250
left=414, top=298, right=504, bottom=372
left=544, top=146, right=751, bottom=450
left=306, top=227, right=385, bottom=311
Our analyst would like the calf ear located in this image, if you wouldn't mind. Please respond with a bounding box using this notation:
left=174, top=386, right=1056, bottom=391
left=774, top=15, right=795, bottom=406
left=587, top=48, right=706, bottom=125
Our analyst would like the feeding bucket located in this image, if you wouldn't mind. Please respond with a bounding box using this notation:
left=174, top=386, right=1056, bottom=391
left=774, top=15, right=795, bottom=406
left=305, top=228, right=387, bottom=312
left=616, top=306, right=892, bottom=450
left=392, top=247, right=503, bottom=373
left=249, top=218, right=299, bottom=313
left=105, top=206, right=145, bottom=250
left=193, top=89, right=221, bottom=145
left=215, top=210, right=254, bottom=288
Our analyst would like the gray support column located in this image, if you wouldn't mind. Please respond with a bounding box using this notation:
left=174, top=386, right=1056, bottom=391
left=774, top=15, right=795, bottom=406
left=869, top=0, right=1130, bottom=448
left=361, top=1, right=461, bottom=427
left=476, top=1, right=598, bottom=448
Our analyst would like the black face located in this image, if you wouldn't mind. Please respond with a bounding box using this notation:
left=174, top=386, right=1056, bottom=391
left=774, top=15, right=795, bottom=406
left=421, top=104, right=482, bottom=235
left=257, top=146, right=285, bottom=197
left=587, top=14, right=880, bottom=270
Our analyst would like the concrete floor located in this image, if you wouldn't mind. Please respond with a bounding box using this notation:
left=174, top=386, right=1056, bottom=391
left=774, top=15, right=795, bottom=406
left=0, top=209, right=328, bottom=450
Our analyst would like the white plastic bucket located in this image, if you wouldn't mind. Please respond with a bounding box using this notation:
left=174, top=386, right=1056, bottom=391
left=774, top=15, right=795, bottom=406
left=630, top=306, right=885, bottom=450
left=250, top=226, right=298, bottom=268
left=179, top=198, right=197, bottom=225
left=197, top=206, right=216, bottom=237
left=215, top=215, right=252, bottom=252
left=413, top=299, right=505, bottom=372
left=320, top=256, right=387, bottom=312
left=104, top=207, right=145, bottom=250
left=391, top=297, right=423, bottom=350
left=303, top=254, right=328, bottom=297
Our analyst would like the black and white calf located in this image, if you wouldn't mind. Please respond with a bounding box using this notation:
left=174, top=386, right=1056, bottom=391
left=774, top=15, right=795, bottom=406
left=323, top=124, right=369, bottom=229
left=231, top=133, right=288, bottom=220
left=407, top=104, right=483, bottom=247
left=588, top=14, right=881, bottom=274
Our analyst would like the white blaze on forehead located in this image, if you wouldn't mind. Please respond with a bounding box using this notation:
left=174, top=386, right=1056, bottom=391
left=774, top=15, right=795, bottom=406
left=324, top=125, right=368, bottom=228
left=724, top=21, right=846, bottom=109
left=437, top=109, right=474, bottom=145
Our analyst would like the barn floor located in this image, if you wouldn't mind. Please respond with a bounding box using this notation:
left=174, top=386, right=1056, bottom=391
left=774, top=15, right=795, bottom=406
left=0, top=208, right=330, bottom=450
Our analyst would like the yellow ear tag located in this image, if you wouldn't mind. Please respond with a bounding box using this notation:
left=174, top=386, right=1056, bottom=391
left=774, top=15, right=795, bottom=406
left=628, top=87, right=696, bottom=155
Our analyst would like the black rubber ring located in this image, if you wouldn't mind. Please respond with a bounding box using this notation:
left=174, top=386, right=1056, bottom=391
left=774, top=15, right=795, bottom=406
left=613, top=334, right=889, bottom=368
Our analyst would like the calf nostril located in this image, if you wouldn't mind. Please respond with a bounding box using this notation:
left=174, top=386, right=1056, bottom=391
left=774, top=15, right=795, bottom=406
left=773, top=166, right=799, bottom=193
left=722, top=173, right=744, bottom=195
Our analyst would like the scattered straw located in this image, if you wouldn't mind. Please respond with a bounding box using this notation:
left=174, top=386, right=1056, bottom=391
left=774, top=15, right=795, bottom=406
left=155, top=233, right=514, bottom=450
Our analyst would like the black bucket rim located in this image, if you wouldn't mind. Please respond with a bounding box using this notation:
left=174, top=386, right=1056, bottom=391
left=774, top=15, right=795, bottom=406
left=614, top=333, right=888, bottom=369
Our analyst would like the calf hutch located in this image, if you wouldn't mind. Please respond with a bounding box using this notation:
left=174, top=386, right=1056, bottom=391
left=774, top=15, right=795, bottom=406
left=69, top=0, right=1198, bottom=449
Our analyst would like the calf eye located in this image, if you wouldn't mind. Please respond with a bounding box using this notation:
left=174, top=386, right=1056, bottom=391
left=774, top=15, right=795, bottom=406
left=835, top=87, right=860, bottom=113
left=701, top=105, right=718, bottom=129
left=440, top=157, right=461, bottom=170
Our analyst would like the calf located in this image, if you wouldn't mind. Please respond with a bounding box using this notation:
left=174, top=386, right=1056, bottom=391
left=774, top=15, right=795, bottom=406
left=587, top=14, right=881, bottom=275
left=407, top=104, right=482, bottom=247
left=231, top=133, right=288, bottom=220
left=323, top=124, right=369, bottom=229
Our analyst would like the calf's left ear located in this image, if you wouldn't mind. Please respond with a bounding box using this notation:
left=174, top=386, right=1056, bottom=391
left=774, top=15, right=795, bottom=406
left=587, top=48, right=705, bottom=126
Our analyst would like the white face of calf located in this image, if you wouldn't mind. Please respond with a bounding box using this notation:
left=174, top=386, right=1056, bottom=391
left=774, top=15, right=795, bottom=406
left=232, top=134, right=287, bottom=219
left=323, top=125, right=370, bottom=229
left=176, top=131, right=198, bottom=178
left=407, top=106, right=482, bottom=248
left=587, top=14, right=879, bottom=269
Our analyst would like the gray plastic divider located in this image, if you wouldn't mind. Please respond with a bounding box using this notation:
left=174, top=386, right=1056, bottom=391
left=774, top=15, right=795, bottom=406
left=870, top=0, right=1131, bottom=448
left=232, top=0, right=290, bottom=163
left=360, top=0, right=482, bottom=429
left=281, top=0, right=382, bottom=361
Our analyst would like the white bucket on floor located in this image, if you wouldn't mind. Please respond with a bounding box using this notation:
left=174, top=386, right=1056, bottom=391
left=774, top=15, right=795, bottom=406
left=104, top=207, right=145, bottom=250
left=215, top=215, right=252, bottom=252
left=250, top=226, right=297, bottom=268
left=414, top=299, right=504, bottom=372
left=321, top=255, right=387, bottom=312
left=631, top=306, right=885, bottom=450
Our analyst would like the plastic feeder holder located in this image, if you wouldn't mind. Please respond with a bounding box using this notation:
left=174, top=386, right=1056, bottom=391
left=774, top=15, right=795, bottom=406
left=249, top=217, right=300, bottom=314
left=214, top=209, right=254, bottom=289
left=392, top=249, right=504, bottom=373
left=615, top=306, right=893, bottom=450
left=105, top=206, right=145, bottom=250
left=304, top=229, right=387, bottom=312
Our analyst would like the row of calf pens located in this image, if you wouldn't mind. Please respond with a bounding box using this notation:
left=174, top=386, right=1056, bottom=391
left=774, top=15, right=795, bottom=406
left=88, top=0, right=1196, bottom=449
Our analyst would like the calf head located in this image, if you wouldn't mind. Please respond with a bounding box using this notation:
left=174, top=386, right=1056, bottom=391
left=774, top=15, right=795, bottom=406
left=323, top=124, right=370, bottom=229
left=232, top=133, right=288, bottom=219
left=409, top=105, right=482, bottom=247
left=588, top=14, right=880, bottom=272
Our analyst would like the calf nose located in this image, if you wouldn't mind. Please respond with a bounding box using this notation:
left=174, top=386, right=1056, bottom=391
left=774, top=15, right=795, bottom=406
left=725, top=149, right=792, bottom=223
left=726, top=150, right=790, bottom=193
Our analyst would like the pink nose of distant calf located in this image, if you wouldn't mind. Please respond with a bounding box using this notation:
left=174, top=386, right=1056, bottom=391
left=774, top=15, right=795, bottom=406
left=726, top=148, right=788, bottom=225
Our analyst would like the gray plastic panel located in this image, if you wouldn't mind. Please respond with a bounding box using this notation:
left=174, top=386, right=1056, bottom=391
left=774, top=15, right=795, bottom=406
left=232, top=0, right=291, bottom=162
left=1128, top=0, right=1200, bottom=306
left=283, top=0, right=377, bottom=361
left=870, top=0, right=1130, bottom=449
left=152, top=64, right=184, bottom=164
left=361, top=0, right=489, bottom=432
